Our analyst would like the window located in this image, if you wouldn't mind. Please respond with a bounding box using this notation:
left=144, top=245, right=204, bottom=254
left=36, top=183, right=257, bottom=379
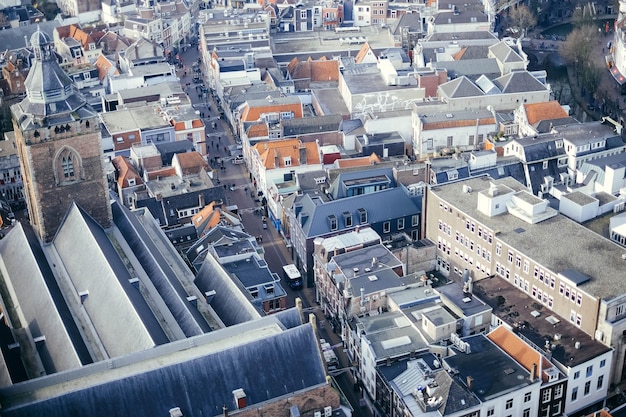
left=344, top=212, right=353, bottom=227
left=412, top=214, right=419, bottom=226
left=586, top=366, right=593, bottom=378
left=328, top=215, right=337, bottom=231
left=358, top=208, right=367, bottom=224
left=487, top=407, right=494, bottom=416
left=496, top=243, right=501, bottom=255
left=398, top=218, right=405, bottom=230
left=505, top=399, right=513, bottom=409
left=523, top=260, right=529, bottom=273
left=523, top=409, right=530, bottom=417
left=516, top=255, right=522, bottom=268
left=597, top=375, right=604, bottom=390
left=542, top=390, right=551, bottom=403
left=571, top=387, right=578, bottom=401
left=554, top=385, right=563, bottom=399
left=524, top=392, right=532, bottom=402
left=600, top=359, right=606, bottom=368
left=507, top=251, right=514, bottom=263
left=116, top=136, right=124, bottom=143
left=584, top=381, right=591, bottom=396
left=543, top=160, right=548, bottom=169
left=383, top=221, right=390, bottom=233
left=62, top=155, right=75, bottom=178
left=577, top=293, right=582, bottom=306
left=573, top=371, right=580, bottom=380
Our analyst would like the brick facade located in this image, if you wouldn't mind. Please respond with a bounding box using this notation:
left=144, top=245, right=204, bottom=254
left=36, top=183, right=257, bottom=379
left=226, top=384, right=340, bottom=417
left=14, top=115, right=112, bottom=242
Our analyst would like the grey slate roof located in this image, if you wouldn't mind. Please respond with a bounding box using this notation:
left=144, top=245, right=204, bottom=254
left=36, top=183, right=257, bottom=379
left=0, top=223, right=83, bottom=375
left=297, top=187, right=420, bottom=237
left=434, top=58, right=500, bottom=81
left=438, top=76, right=485, bottom=98
left=488, top=41, right=524, bottom=63
left=194, top=254, right=263, bottom=326
left=327, top=166, right=395, bottom=199
left=0, top=319, right=326, bottom=417
left=492, top=71, right=547, bottom=94
left=281, top=114, right=343, bottom=137
left=0, top=20, right=60, bottom=52
left=112, top=201, right=212, bottom=336
left=52, top=203, right=168, bottom=357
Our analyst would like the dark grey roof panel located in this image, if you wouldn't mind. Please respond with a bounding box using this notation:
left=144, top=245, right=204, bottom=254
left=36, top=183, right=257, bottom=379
left=194, top=255, right=262, bottom=326
left=1, top=324, right=326, bottom=417
left=112, top=201, right=212, bottom=335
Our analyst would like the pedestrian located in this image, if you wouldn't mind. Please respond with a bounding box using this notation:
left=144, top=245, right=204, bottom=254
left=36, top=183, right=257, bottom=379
left=223, top=146, right=227, bottom=153
left=218, top=136, right=221, bottom=143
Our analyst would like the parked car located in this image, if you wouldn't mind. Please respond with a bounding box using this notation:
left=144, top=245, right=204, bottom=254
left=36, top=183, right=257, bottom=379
left=232, top=155, right=244, bottom=164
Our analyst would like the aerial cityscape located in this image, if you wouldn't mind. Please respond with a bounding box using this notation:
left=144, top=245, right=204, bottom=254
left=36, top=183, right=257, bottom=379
left=0, top=0, right=623, bottom=416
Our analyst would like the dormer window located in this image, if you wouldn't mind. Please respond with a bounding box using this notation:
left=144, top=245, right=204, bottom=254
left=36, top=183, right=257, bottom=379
left=357, top=208, right=367, bottom=224
left=343, top=211, right=353, bottom=227
left=283, top=156, right=292, bottom=166
left=328, top=214, right=337, bottom=231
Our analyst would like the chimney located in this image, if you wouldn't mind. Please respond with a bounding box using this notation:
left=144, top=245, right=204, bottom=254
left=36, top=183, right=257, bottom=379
left=466, top=375, right=473, bottom=390
left=199, top=193, right=205, bottom=208
left=232, top=389, right=247, bottom=409
left=309, top=312, right=318, bottom=338
left=222, top=405, right=228, bottom=417
left=531, top=363, right=537, bottom=383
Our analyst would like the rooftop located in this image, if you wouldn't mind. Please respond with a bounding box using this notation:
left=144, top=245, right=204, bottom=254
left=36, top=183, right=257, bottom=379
left=444, top=334, right=535, bottom=402
left=429, top=176, right=626, bottom=300
left=474, top=275, right=612, bottom=368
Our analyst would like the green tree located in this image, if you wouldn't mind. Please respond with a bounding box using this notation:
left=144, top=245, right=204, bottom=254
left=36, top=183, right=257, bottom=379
left=508, top=5, right=537, bottom=38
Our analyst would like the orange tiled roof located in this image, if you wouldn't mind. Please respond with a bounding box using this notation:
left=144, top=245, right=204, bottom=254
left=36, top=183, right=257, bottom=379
left=422, top=117, right=495, bottom=131
left=112, top=155, right=142, bottom=189
left=487, top=326, right=553, bottom=382
left=247, top=123, right=269, bottom=138
left=175, top=152, right=208, bottom=171
left=355, top=43, right=373, bottom=64
left=287, top=57, right=300, bottom=73
left=94, top=54, right=119, bottom=81
left=146, top=167, right=176, bottom=180
left=310, top=60, right=339, bottom=82
left=254, top=139, right=320, bottom=169
left=336, top=153, right=381, bottom=168
left=452, top=47, right=468, bottom=61
left=240, top=102, right=303, bottom=122
left=524, top=101, right=568, bottom=125
left=192, top=201, right=220, bottom=236
left=172, top=119, right=203, bottom=131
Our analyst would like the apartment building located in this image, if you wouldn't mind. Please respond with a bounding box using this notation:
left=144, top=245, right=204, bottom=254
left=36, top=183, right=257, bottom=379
left=423, top=176, right=626, bottom=387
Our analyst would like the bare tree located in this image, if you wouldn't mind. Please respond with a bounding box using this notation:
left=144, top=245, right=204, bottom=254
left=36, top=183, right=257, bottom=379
left=560, top=24, right=601, bottom=80
left=508, top=5, right=537, bottom=38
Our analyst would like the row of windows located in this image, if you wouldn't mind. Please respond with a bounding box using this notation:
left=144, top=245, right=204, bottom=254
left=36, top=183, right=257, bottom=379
left=569, top=310, right=583, bottom=328
left=571, top=375, right=604, bottom=401
left=558, top=282, right=583, bottom=306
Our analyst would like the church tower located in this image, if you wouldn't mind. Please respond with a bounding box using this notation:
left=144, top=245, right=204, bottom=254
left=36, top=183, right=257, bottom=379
left=11, top=29, right=111, bottom=242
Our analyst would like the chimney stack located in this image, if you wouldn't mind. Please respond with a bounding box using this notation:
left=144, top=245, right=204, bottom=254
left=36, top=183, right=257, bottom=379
left=232, top=389, right=247, bottom=409
left=531, top=363, right=537, bottom=383
left=466, top=375, right=473, bottom=390
left=223, top=405, right=228, bottom=417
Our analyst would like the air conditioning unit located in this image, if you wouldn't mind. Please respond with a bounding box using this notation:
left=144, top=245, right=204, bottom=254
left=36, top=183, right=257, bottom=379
left=324, top=406, right=332, bottom=417
left=314, top=412, right=322, bottom=417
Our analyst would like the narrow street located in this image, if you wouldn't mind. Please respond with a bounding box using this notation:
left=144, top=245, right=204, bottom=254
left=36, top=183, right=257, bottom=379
left=175, top=42, right=372, bottom=417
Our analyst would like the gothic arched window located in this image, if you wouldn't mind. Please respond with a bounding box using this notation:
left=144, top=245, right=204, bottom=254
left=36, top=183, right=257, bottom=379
left=54, top=146, right=83, bottom=185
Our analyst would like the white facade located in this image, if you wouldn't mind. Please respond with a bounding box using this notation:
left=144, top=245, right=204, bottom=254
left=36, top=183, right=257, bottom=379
left=562, top=350, right=613, bottom=415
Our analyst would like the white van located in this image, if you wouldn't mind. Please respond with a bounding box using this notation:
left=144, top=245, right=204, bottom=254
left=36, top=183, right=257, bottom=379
left=232, top=155, right=244, bottom=164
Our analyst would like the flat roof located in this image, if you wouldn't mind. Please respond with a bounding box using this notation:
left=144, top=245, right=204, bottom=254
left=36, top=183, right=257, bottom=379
left=429, top=176, right=626, bottom=300
left=474, top=276, right=612, bottom=367
left=100, top=105, right=169, bottom=133
left=444, top=334, right=534, bottom=401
